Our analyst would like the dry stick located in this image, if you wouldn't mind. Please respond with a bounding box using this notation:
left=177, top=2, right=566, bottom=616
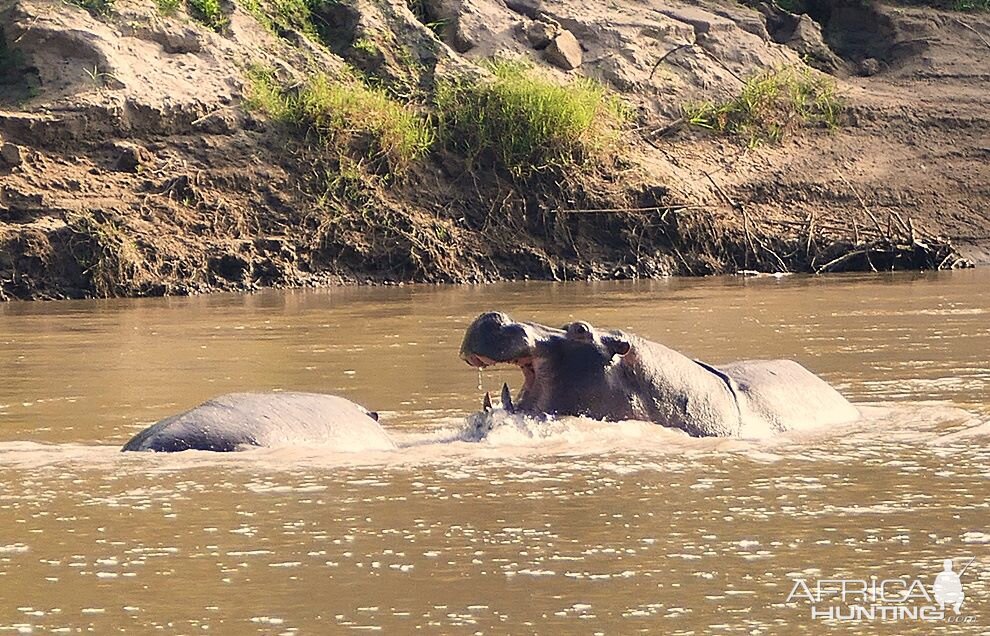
left=816, top=249, right=869, bottom=274
left=649, top=38, right=697, bottom=81
left=696, top=46, right=746, bottom=85
left=890, top=208, right=913, bottom=242
left=954, top=17, right=990, bottom=52
left=805, top=210, right=815, bottom=261
left=764, top=218, right=883, bottom=237
left=948, top=233, right=990, bottom=241
left=755, top=234, right=789, bottom=272
left=866, top=247, right=878, bottom=273
left=554, top=205, right=695, bottom=214
left=645, top=117, right=687, bottom=140
left=703, top=171, right=760, bottom=269
left=672, top=247, right=694, bottom=275
left=645, top=35, right=745, bottom=140
left=836, top=173, right=886, bottom=240
left=191, top=106, right=234, bottom=127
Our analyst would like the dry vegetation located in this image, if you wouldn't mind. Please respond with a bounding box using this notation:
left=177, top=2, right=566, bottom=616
left=682, top=67, right=842, bottom=146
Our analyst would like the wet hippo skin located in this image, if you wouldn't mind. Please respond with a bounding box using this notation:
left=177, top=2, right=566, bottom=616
left=460, top=312, right=859, bottom=437
left=121, top=392, right=395, bottom=452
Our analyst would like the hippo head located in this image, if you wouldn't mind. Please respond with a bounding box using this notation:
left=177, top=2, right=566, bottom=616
left=460, top=312, right=635, bottom=420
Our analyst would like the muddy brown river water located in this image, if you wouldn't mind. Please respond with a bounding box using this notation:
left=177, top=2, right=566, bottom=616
left=1, top=271, right=988, bottom=634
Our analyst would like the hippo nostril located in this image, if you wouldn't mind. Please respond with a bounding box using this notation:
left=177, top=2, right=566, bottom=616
left=566, top=321, right=593, bottom=340
left=478, top=311, right=510, bottom=326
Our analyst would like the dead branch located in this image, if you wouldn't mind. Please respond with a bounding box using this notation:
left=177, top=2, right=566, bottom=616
left=817, top=248, right=872, bottom=274
left=703, top=171, right=758, bottom=267
left=954, top=17, right=990, bottom=52
left=805, top=211, right=815, bottom=260
left=554, top=204, right=697, bottom=214
left=649, top=38, right=697, bottom=80
left=837, top=173, right=886, bottom=239
left=889, top=209, right=913, bottom=242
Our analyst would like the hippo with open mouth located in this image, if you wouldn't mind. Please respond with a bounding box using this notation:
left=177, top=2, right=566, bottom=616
left=460, top=312, right=859, bottom=437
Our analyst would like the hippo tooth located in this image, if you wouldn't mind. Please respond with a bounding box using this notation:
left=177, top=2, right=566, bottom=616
left=483, top=391, right=493, bottom=412
left=501, top=382, right=514, bottom=413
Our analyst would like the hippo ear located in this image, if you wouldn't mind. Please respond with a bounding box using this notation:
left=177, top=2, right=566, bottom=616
left=368, top=411, right=380, bottom=421
left=603, top=335, right=631, bottom=357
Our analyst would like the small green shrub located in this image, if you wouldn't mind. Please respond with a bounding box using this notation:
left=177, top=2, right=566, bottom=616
left=352, top=37, right=380, bottom=56
left=65, top=212, right=142, bottom=298
left=188, top=0, right=229, bottom=32
left=759, top=0, right=987, bottom=13
left=246, top=67, right=433, bottom=175
left=244, top=66, right=292, bottom=116
left=892, top=0, right=988, bottom=10
left=682, top=67, right=842, bottom=146
left=155, top=0, right=182, bottom=15
left=434, top=59, right=629, bottom=178
left=238, top=0, right=319, bottom=38
left=406, top=0, right=447, bottom=37
left=68, top=0, right=115, bottom=16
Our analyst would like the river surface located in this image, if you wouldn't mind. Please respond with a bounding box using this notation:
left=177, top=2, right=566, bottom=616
left=1, top=270, right=988, bottom=634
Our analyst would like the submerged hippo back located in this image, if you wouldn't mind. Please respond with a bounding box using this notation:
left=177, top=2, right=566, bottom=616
left=718, top=359, right=860, bottom=434
left=122, top=392, right=396, bottom=452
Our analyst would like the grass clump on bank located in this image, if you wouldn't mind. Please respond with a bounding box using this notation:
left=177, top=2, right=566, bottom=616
left=893, top=0, right=988, bottom=10
left=406, top=0, right=447, bottom=37
left=434, top=59, right=629, bottom=178
left=246, top=67, right=433, bottom=175
left=68, top=0, right=115, bottom=16
left=238, top=0, right=319, bottom=38
left=188, top=0, right=229, bottom=31
left=65, top=213, right=143, bottom=298
left=155, top=0, right=181, bottom=16
left=683, top=67, right=841, bottom=146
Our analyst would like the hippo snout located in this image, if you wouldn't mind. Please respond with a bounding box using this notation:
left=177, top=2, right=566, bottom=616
left=460, top=312, right=535, bottom=366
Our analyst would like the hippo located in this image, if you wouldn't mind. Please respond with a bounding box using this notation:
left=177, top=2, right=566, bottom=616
left=460, top=312, right=859, bottom=437
left=121, top=392, right=396, bottom=452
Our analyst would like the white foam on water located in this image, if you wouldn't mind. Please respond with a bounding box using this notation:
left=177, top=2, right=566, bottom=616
left=0, top=402, right=983, bottom=472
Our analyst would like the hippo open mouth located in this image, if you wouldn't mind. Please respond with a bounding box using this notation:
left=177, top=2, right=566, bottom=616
left=459, top=312, right=552, bottom=410
left=462, top=354, right=536, bottom=410
left=459, top=311, right=633, bottom=417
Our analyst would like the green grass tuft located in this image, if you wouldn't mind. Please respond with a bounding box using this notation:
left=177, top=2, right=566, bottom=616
left=762, top=0, right=987, bottom=12
left=68, top=0, right=115, bottom=16
left=682, top=67, right=842, bottom=146
left=238, top=0, right=321, bottom=38
left=188, top=0, right=229, bottom=32
left=65, top=213, right=142, bottom=298
left=890, top=0, right=988, bottom=10
left=434, top=59, right=629, bottom=178
left=406, top=0, right=447, bottom=37
left=155, top=0, right=182, bottom=15
left=352, top=37, right=380, bottom=56
left=246, top=67, right=433, bottom=175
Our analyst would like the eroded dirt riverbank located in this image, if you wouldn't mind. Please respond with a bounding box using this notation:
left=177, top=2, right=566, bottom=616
left=1, top=0, right=988, bottom=300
